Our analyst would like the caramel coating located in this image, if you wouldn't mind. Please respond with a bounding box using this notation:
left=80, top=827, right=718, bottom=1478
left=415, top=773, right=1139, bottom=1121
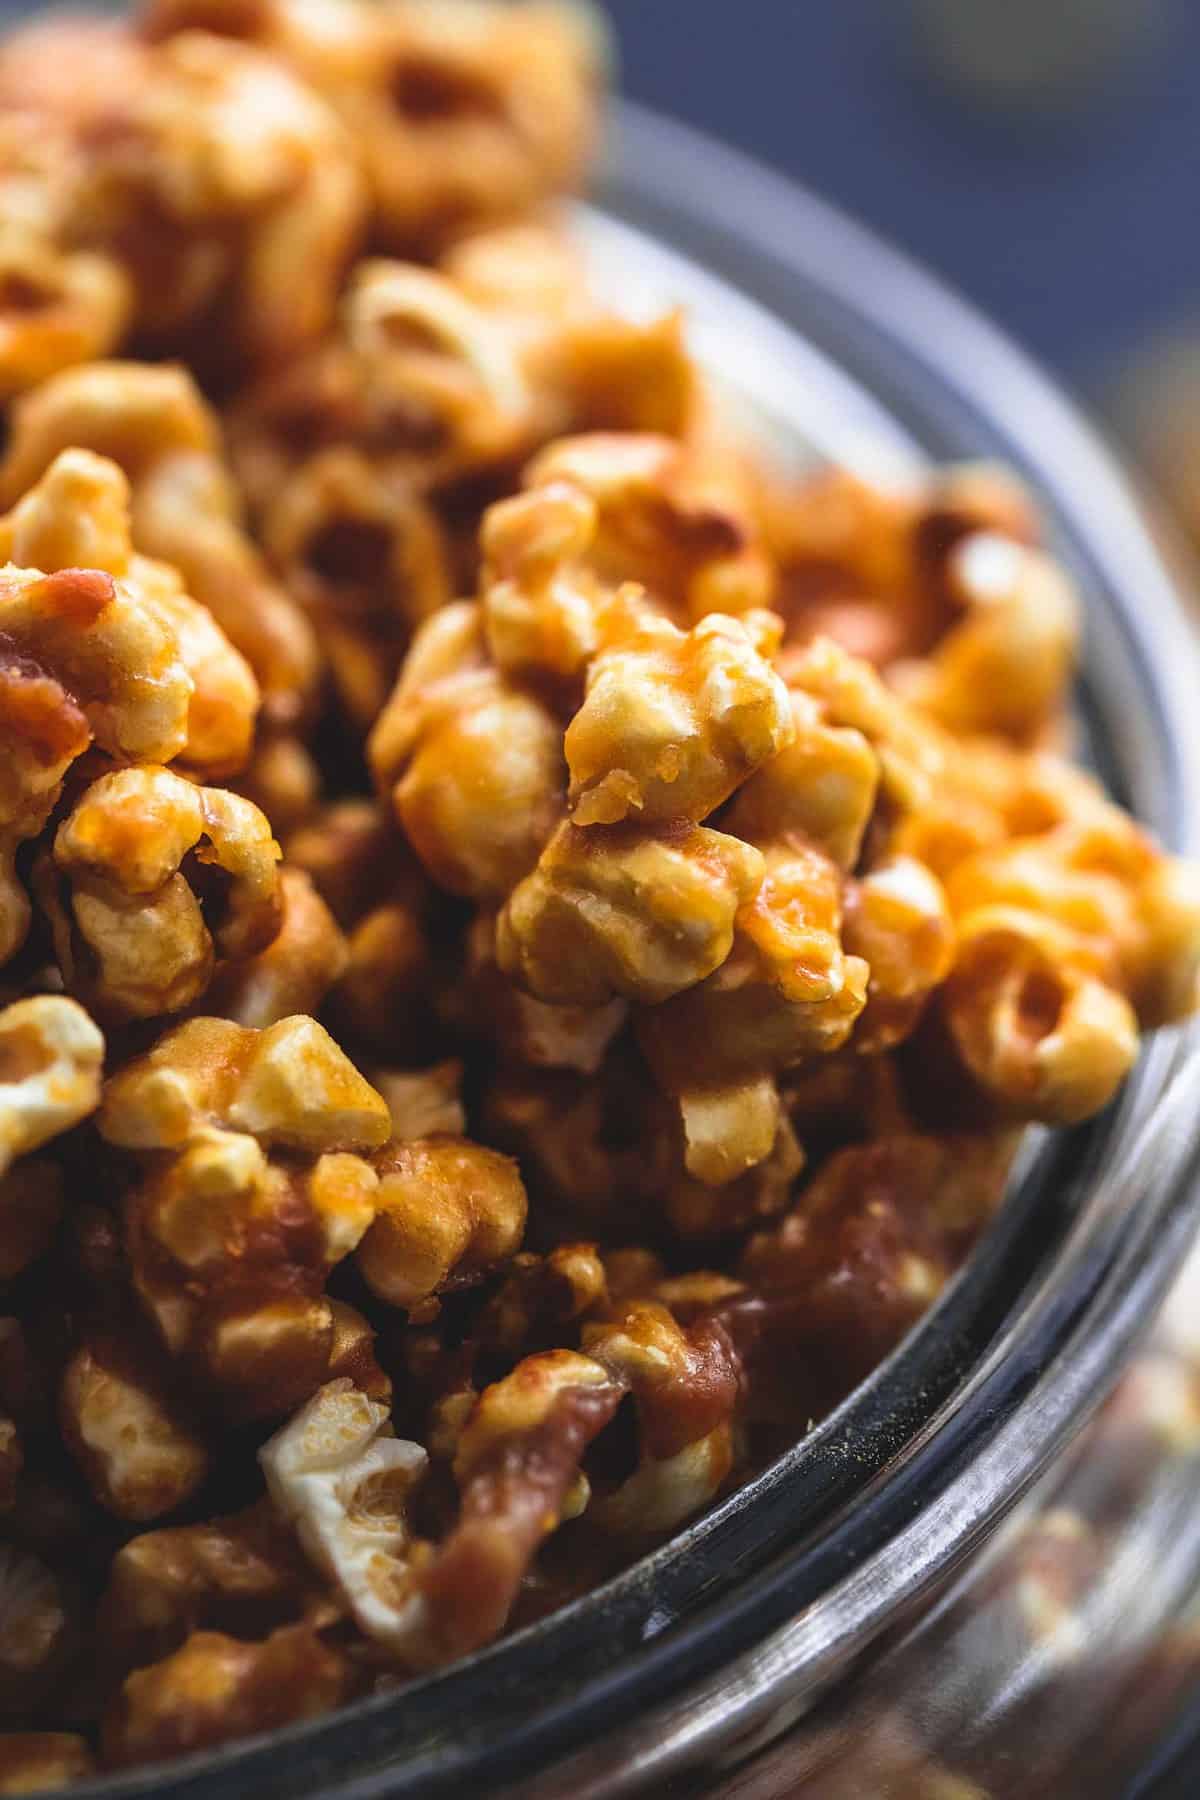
left=0, top=996, right=104, bottom=1180
left=481, top=482, right=601, bottom=684
left=48, top=765, right=282, bottom=1021
left=0, top=225, right=129, bottom=402
left=343, top=258, right=535, bottom=482
left=100, top=1013, right=391, bottom=1155
left=141, top=0, right=603, bottom=253
left=0, top=23, right=366, bottom=375
left=565, top=590, right=793, bottom=827
left=262, top=1356, right=624, bottom=1668
left=373, top=1061, right=467, bottom=1142
left=0, top=447, right=259, bottom=778
left=98, top=1498, right=339, bottom=1674
left=357, top=1137, right=528, bottom=1314
left=498, top=819, right=764, bottom=1008
left=0, top=559, right=192, bottom=961
left=59, top=1335, right=209, bottom=1521
left=103, top=1625, right=347, bottom=1768
left=738, top=1131, right=1015, bottom=1415
left=943, top=795, right=1200, bottom=1120
left=635, top=833, right=868, bottom=1185
left=99, top=1015, right=391, bottom=1416
left=767, top=460, right=1047, bottom=682
left=844, top=855, right=956, bottom=1053
left=0, top=361, right=320, bottom=725
left=369, top=601, right=564, bottom=900
left=582, top=1299, right=739, bottom=1535
left=0, top=1733, right=94, bottom=1792
left=890, top=532, right=1079, bottom=742
left=526, top=433, right=774, bottom=622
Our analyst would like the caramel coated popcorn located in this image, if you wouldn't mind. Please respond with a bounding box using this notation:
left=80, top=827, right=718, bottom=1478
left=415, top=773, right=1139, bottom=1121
left=139, top=0, right=603, bottom=255
left=0, top=0, right=1196, bottom=1781
left=0, top=361, right=320, bottom=724
left=45, top=765, right=281, bottom=1021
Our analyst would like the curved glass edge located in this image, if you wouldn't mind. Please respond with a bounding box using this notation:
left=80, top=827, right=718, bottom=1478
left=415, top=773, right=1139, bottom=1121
left=72, top=104, right=1200, bottom=1800
left=615, top=1144, right=1200, bottom=1800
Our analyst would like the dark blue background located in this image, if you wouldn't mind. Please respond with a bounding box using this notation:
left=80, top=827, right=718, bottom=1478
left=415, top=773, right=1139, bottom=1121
left=600, top=0, right=1200, bottom=395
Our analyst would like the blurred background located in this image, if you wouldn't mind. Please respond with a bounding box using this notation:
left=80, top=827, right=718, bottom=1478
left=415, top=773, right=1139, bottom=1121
left=602, top=0, right=1200, bottom=549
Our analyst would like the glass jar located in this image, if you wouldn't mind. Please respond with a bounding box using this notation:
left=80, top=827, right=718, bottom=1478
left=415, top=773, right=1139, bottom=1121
left=81, top=100, right=1200, bottom=1800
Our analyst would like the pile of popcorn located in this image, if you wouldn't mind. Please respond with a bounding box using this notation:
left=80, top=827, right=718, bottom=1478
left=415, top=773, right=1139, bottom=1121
left=0, top=0, right=1196, bottom=1786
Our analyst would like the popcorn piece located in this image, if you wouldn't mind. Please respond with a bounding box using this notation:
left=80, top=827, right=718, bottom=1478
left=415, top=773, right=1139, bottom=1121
left=723, top=684, right=880, bottom=872
left=259, top=1379, right=429, bottom=1657
left=234, top=732, right=320, bottom=841
left=325, top=1301, right=391, bottom=1402
left=0, top=1549, right=71, bottom=1717
left=0, top=223, right=129, bottom=402
left=738, top=1132, right=1014, bottom=1419
left=943, top=911, right=1140, bottom=1124
left=100, top=1014, right=390, bottom=1155
left=844, top=855, right=956, bottom=1053
left=102, top=1624, right=347, bottom=1768
left=143, top=0, right=605, bottom=252
left=473, top=1242, right=608, bottom=1355
left=0, top=996, right=104, bottom=1178
left=582, top=1300, right=739, bottom=1536
left=480, top=482, right=601, bottom=685
left=228, top=224, right=694, bottom=527
left=263, top=1353, right=625, bottom=1668
left=369, top=602, right=564, bottom=901
left=942, top=800, right=1200, bottom=1120
left=637, top=835, right=868, bottom=1183
left=357, top=1137, right=527, bottom=1314
left=98, top=1498, right=339, bottom=1674
left=482, top=1055, right=680, bottom=1242
left=343, top=258, right=533, bottom=480
left=59, top=1335, right=209, bottom=1521
left=565, top=589, right=793, bottom=827
left=497, top=820, right=764, bottom=1007
left=526, top=433, right=774, bottom=622
left=54, top=29, right=363, bottom=372
left=0, top=446, right=260, bottom=779
left=0, top=1733, right=94, bottom=1792
left=0, top=558, right=192, bottom=961
left=48, top=765, right=282, bottom=1021
left=147, top=0, right=604, bottom=254
left=768, top=460, right=1042, bottom=676
left=328, top=896, right=434, bottom=1059
left=99, top=1016, right=390, bottom=1416
left=0, top=361, right=320, bottom=726
left=419, top=1348, right=624, bottom=1659
left=284, top=797, right=415, bottom=930
left=661, top=1108, right=804, bottom=1241
left=353, top=0, right=603, bottom=251
left=260, top=440, right=451, bottom=730
left=444, top=910, right=627, bottom=1076
left=890, top=532, right=1079, bottom=742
